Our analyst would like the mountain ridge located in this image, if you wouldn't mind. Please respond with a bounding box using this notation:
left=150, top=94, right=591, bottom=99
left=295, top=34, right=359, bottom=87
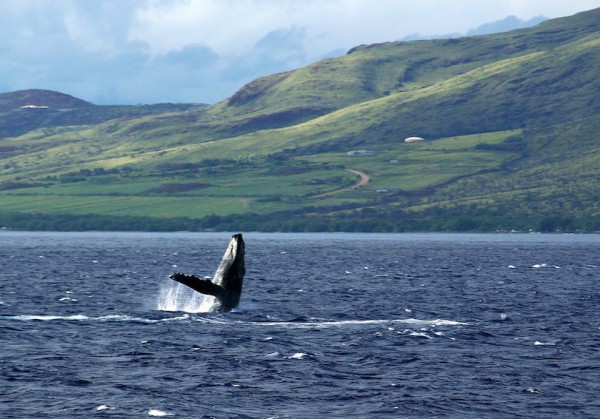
left=0, top=89, right=94, bottom=111
left=0, top=89, right=205, bottom=138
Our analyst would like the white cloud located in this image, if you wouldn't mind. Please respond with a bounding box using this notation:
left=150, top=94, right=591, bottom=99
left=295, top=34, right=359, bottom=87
left=128, top=0, right=600, bottom=59
left=129, top=0, right=312, bottom=56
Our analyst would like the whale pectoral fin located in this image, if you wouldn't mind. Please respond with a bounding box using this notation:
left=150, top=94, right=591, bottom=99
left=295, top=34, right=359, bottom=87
left=169, top=272, right=224, bottom=297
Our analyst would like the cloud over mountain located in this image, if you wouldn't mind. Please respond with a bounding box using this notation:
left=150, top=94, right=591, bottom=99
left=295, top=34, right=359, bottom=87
left=1, top=0, right=598, bottom=104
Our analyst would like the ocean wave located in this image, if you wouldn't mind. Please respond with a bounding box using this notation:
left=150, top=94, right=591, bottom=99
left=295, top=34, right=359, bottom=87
left=0, top=314, right=190, bottom=323
left=0, top=314, right=90, bottom=322
left=195, top=317, right=468, bottom=328
left=0, top=313, right=465, bottom=328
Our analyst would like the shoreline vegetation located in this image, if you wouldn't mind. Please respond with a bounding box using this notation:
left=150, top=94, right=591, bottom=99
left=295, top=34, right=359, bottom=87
left=1, top=212, right=597, bottom=233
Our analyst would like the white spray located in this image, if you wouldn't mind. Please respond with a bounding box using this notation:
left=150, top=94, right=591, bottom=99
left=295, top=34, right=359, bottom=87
left=157, top=281, right=211, bottom=313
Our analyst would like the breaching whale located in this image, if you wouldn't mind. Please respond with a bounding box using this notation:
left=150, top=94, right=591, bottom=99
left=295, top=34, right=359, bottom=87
left=169, top=233, right=245, bottom=312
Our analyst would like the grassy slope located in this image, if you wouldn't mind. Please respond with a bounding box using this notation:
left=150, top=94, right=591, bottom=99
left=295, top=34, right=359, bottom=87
left=0, top=128, right=522, bottom=220
left=0, top=8, right=598, bottom=231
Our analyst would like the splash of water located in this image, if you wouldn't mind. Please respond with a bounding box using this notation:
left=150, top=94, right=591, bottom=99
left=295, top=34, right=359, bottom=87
left=157, top=282, right=211, bottom=313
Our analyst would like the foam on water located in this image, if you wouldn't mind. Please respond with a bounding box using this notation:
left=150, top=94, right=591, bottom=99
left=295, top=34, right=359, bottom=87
left=2, top=314, right=90, bottom=321
left=196, top=317, right=468, bottom=329
left=148, top=409, right=173, bottom=417
left=0, top=314, right=190, bottom=323
left=289, top=352, right=308, bottom=359
left=1, top=313, right=466, bottom=332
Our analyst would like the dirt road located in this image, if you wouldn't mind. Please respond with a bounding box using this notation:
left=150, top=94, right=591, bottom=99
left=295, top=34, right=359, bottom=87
left=310, top=169, right=370, bottom=199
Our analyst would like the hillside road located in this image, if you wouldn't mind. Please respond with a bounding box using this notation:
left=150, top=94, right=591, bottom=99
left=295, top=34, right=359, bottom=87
left=310, top=169, right=370, bottom=199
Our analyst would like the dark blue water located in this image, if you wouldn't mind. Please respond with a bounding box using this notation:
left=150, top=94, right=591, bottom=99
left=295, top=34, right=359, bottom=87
left=1, top=232, right=599, bottom=418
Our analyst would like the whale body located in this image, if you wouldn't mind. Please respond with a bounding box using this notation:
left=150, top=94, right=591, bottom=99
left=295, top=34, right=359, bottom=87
left=170, top=233, right=245, bottom=312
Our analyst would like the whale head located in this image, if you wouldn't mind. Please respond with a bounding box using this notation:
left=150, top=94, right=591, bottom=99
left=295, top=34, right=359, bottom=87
left=211, top=233, right=245, bottom=311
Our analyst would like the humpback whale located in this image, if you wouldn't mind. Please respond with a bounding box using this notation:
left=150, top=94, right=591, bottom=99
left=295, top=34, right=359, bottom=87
left=170, top=233, right=245, bottom=313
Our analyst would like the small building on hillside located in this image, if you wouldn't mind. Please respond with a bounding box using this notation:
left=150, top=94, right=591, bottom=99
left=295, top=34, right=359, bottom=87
left=404, top=136, right=425, bottom=143
left=19, top=105, right=49, bottom=109
left=346, top=149, right=376, bottom=156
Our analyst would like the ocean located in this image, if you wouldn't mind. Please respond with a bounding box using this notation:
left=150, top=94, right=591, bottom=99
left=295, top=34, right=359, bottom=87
left=1, top=231, right=599, bottom=418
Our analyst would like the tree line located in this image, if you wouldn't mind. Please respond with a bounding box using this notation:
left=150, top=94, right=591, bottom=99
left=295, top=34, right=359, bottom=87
left=1, top=211, right=597, bottom=233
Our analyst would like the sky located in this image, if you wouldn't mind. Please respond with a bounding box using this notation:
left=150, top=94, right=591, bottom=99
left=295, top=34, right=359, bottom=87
left=1, top=0, right=599, bottom=105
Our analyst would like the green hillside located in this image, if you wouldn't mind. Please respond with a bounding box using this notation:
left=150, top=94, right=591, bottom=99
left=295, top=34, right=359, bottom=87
left=0, top=8, right=598, bottom=232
